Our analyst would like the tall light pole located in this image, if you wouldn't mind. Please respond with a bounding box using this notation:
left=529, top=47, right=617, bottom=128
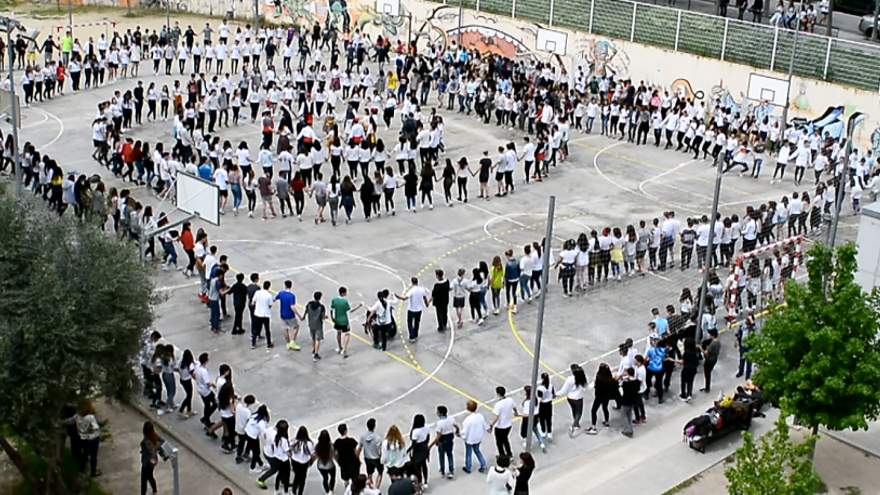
left=525, top=196, right=555, bottom=453
left=1, top=17, right=23, bottom=199
left=779, top=7, right=801, bottom=144
left=254, top=0, right=260, bottom=32
left=694, top=152, right=726, bottom=344
left=458, top=0, right=463, bottom=45
left=68, top=0, right=74, bottom=34
left=165, top=0, right=171, bottom=30
left=827, top=113, right=865, bottom=249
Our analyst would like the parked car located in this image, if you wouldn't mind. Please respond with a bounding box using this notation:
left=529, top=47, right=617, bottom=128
left=837, top=0, right=876, bottom=15
left=859, top=14, right=879, bottom=37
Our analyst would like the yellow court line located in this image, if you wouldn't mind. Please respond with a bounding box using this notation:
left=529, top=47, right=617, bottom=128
left=508, top=307, right=559, bottom=376
left=394, top=212, right=591, bottom=370
left=222, top=264, right=491, bottom=410
left=572, top=141, right=760, bottom=199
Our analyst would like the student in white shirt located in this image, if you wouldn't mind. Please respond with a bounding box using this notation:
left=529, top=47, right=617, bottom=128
left=556, top=364, right=587, bottom=434
left=489, top=386, right=517, bottom=458
left=460, top=400, right=489, bottom=473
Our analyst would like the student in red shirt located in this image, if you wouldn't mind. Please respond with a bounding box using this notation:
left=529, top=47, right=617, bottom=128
left=180, top=221, right=196, bottom=278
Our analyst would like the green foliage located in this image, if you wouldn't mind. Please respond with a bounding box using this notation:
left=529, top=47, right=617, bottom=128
left=0, top=190, right=158, bottom=492
left=725, top=419, right=822, bottom=495
left=749, top=242, right=880, bottom=432
left=11, top=444, right=110, bottom=495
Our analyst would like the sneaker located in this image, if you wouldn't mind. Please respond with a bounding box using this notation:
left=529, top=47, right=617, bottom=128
left=256, top=479, right=267, bottom=489
left=287, top=342, right=301, bottom=351
left=250, top=467, right=262, bottom=474
left=335, top=347, right=342, bottom=354
left=446, top=473, right=454, bottom=479
left=540, top=443, right=546, bottom=453
left=586, top=427, right=598, bottom=435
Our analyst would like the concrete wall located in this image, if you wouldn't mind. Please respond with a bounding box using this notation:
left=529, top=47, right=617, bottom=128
left=384, top=0, right=880, bottom=152
left=30, top=0, right=880, bottom=150
left=856, top=202, right=880, bottom=293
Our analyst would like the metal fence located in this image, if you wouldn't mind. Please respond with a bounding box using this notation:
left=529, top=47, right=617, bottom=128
left=434, top=0, right=880, bottom=91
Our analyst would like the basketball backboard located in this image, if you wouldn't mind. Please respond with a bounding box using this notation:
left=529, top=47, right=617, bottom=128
left=175, top=172, right=220, bottom=225
left=747, top=73, right=789, bottom=107
left=375, top=0, right=400, bottom=16
left=536, top=28, right=568, bottom=56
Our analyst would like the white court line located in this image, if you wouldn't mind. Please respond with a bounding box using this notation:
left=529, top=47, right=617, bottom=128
left=305, top=266, right=342, bottom=286
left=31, top=108, right=65, bottom=150
left=654, top=182, right=715, bottom=203
left=20, top=112, right=49, bottom=129
left=569, top=134, right=602, bottom=143
left=591, top=142, right=702, bottom=214
left=637, top=159, right=695, bottom=198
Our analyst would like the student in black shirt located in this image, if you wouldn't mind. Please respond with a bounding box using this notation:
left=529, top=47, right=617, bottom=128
left=430, top=269, right=450, bottom=333
left=620, top=367, right=640, bottom=438
left=513, top=452, right=535, bottom=495
left=246, top=272, right=261, bottom=338
left=230, top=272, right=249, bottom=334
left=678, top=337, right=700, bottom=401
left=333, top=423, right=360, bottom=491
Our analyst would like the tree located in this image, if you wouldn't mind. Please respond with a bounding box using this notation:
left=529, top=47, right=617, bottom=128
left=0, top=190, right=158, bottom=494
left=725, top=419, right=821, bottom=495
left=748, top=242, right=880, bottom=435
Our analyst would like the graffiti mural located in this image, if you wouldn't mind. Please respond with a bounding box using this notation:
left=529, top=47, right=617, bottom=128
left=264, top=0, right=404, bottom=39
left=569, top=38, right=630, bottom=80
left=446, top=25, right=531, bottom=59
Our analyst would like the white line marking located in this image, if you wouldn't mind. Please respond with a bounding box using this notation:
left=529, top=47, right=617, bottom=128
left=637, top=159, right=695, bottom=197
left=32, top=108, right=64, bottom=150
left=592, top=142, right=703, bottom=214
left=569, top=134, right=602, bottom=143
left=654, top=182, right=715, bottom=202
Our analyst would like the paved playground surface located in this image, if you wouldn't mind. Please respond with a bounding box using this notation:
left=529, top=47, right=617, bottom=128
left=1, top=17, right=862, bottom=492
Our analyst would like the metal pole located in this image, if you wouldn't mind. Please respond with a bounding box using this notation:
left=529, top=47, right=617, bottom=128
left=408, top=14, right=413, bottom=53
left=780, top=12, right=800, bottom=144
left=68, top=0, right=73, bottom=33
left=254, top=0, right=260, bottom=31
left=165, top=0, right=171, bottom=30
left=694, top=153, right=725, bottom=345
left=171, top=450, right=180, bottom=495
left=827, top=118, right=856, bottom=249
left=4, top=19, right=21, bottom=200
left=873, top=0, right=880, bottom=41
left=526, top=196, right=555, bottom=453
left=458, top=0, right=463, bottom=45
left=826, top=0, right=833, bottom=36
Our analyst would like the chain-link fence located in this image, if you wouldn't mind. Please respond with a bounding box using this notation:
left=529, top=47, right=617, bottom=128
left=440, top=0, right=880, bottom=91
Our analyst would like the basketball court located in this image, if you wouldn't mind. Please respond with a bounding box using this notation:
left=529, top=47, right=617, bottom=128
left=0, top=21, right=860, bottom=494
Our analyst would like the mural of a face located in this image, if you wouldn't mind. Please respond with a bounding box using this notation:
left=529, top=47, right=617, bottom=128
left=447, top=26, right=531, bottom=60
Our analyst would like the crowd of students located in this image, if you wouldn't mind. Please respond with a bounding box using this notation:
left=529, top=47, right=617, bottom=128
left=4, top=12, right=853, bottom=495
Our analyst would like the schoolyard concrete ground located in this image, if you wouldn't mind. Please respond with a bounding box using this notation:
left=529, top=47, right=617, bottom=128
left=0, top=9, right=867, bottom=495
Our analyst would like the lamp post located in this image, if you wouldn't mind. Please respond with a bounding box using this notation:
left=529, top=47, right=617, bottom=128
left=0, top=16, right=23, bottom=199
left=68, top=0, right=74, bottom=34
left=694, top=151, right=726, bottom=344
left=525, top=197, right=555, bottom=453
left=780, top=3, right=802, bottom=141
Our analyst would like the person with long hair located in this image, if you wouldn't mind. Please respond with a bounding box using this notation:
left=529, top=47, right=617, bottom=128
left=677, top=337, right=700, bottom=401
left=290, top=425, right=315, bottom=495
left=408, top=414, right=431, bottom=489
left=586, top=363, right=617, bottom=434
left=61, top=400, right=101, bottom=478
left=242, top=405, right=269, bottom=471
left=380, top=425, right=406, bottom=477
left=140, top=421, right=162, bottom=495
left=536, top=372, right=554, bottom=440
left=557, top=364, right=587, bottom=435
left=365, top=289, right=395, bottom=351
left=216, top=381, right=237, bottom=453
left=512, top=452, right=535, bottom=495
left=489, top=256, right=504, bottom=315
left=518, top=386, right=546, bottom=452
left=315, top=429, right=337, bottom=495
left=346, top=473, right=381, bottom=495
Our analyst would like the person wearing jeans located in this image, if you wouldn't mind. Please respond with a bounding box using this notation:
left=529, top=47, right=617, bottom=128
left=194, top=353, right=217, bottom=428
left=489, top=387, right=516, bottom=458
left=557, top=364, right=587, bottom=434
left=395, top=277, right=428, bottom=342
left=430, top=405, right=459, bottom=478
left=460, top=401, right=488, bottom=473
